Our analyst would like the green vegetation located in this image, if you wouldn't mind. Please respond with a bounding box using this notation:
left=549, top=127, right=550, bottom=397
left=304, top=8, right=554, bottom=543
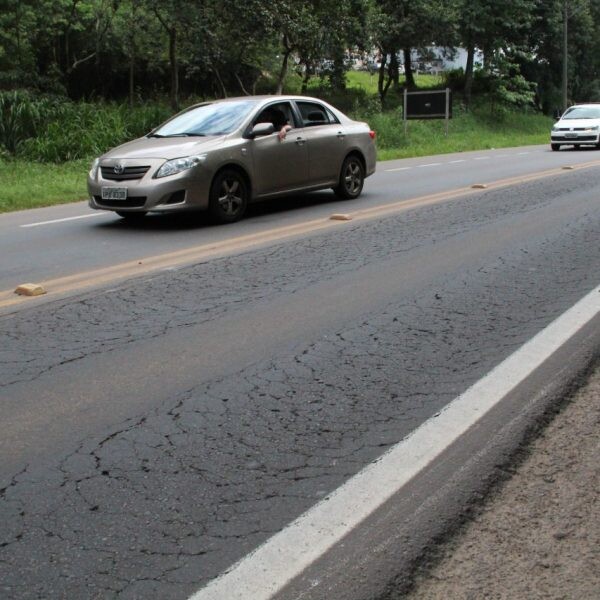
left=371, top=105, right=552, bottom=160
left=0, top=158, right=88, bottom=213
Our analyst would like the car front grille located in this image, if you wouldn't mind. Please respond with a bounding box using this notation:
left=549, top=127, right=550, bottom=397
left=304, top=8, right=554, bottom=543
left=94, top=196, right=147, bottom=208
left=552, top=135, right=597, bottom=142
left=101, top=166, right=151, bottom=181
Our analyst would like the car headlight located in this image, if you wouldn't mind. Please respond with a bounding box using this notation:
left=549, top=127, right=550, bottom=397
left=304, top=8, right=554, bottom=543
left=90, top=158, right=100, bottom=178
left=552, top=124, right=560, bottom=131
left=583, top=125, right=600, bottom=131
left=155, top=155, right=207, bottom=178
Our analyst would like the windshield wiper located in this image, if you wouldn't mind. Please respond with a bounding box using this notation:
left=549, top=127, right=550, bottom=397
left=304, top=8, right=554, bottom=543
left=155, top=132, right=207, bottom=138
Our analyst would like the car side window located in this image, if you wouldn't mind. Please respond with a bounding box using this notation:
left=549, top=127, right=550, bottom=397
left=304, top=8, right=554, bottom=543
left=296, top=101, right=339, bottom=127
left=254, top=102, right=296, bottom=130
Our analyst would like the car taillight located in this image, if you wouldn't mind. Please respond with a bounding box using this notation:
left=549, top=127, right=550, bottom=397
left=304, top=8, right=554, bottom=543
left=369, top=130, right=376, bottom=139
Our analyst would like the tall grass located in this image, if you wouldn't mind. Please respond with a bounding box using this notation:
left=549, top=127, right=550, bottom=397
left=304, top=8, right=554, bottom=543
left=0, top=91, right=171, bottom=162
left=365, top=102, right=552, bottom=159
left=0, top=157, right=88, bottom=213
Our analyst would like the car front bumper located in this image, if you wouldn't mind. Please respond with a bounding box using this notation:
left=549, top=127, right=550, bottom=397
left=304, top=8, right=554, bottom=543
left=87, top=158, right=212, bottom=213
left=551, top=131, right=600, bottom=145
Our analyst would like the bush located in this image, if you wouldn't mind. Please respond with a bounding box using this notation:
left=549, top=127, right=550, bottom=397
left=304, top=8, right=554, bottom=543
left=0, top=90, right=62, bottom=153
left=0, top=90, right=172, bottom=162
left=19, top=102, right=172, bottom=162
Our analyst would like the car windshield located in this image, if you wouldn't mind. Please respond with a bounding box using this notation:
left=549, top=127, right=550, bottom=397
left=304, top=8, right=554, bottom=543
left=150, top=100, right=259, bottom=137
left=562, top=106, right=600, bottom=120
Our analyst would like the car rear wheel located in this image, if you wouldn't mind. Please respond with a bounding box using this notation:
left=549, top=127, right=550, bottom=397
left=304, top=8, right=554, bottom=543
left=209, top=169, right=248, bottom=223
left=334, top=155, right=364, bottom=199
left=551, top=143, right=560, bottom=151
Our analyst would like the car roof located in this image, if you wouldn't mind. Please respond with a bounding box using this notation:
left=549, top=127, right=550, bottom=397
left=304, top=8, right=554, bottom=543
left=566, top=103, right=600, bottom=109
left=198, top=95, right=330, bottom=104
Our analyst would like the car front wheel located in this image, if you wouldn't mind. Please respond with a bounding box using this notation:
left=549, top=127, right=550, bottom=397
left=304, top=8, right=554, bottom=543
left=334, top=155, right=364, bottom=199
left=551, top=143, right=560, bottom=151
left=209, top=169, right=249, bottom=223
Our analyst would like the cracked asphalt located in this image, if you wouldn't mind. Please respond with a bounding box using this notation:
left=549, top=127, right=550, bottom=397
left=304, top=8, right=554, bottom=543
left=1, top=169, right=600, bottom=599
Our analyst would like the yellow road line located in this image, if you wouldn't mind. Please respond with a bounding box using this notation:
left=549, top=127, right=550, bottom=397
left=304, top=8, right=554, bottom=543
left=2, top=160, right=599, bottom=310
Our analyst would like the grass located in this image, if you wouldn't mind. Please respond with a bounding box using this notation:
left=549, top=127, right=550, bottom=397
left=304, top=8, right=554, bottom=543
left=370, top=105, right=552, bottom=160
left=0, top=158, right=88, bottom=213
left=344, top=70, right=445, bottom=95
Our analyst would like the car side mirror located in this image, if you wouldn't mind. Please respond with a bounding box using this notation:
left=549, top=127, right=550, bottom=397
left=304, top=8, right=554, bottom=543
left=249, top=122, right=275, bottom=138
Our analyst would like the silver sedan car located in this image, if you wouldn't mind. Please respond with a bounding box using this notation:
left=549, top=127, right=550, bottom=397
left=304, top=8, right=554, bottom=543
left=88, top=95, right=377, bottom=223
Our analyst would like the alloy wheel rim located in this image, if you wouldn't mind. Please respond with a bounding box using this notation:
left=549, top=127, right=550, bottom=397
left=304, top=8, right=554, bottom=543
left=344, top=162, right=362, bottom=194
left=218, top=179, right=244, bottom=215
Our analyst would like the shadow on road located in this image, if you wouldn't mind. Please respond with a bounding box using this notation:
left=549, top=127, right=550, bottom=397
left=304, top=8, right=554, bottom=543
left=93, top=190, right=346, bottom=233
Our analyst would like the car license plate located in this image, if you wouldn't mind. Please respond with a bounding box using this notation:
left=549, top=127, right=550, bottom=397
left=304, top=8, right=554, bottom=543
left=101, top=187, right=127, bottom=200
left=565, top=132, right=577, bottom=138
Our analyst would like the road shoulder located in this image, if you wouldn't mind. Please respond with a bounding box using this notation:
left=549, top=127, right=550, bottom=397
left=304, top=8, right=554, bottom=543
left=406, top=364, right=600, bottom=599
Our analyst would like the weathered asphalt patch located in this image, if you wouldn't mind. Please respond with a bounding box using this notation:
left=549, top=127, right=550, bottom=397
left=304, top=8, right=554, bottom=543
left=189, top=284, right=600, bottom=600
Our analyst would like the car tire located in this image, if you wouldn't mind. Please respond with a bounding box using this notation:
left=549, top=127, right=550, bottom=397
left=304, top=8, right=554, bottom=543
left=116, top=211, right=146, bottom=220
left=209, top=169, right=249, bottom=223
left=334, top=155, right=365, bottom=199
left=551, top=143, right=561, bottom=151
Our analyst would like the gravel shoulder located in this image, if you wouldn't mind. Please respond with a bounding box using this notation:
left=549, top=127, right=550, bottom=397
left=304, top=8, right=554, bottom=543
left=406, top=364, right=600, bottom=600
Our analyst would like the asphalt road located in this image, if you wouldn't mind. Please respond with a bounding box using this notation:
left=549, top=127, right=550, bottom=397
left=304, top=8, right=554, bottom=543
left=1, top=146, right=599, bottom=599
left=1, top=144, right=598, bottom=292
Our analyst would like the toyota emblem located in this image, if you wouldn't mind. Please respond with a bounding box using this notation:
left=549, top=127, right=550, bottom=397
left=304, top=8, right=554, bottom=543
left=113, top=163, right=125, bottom=174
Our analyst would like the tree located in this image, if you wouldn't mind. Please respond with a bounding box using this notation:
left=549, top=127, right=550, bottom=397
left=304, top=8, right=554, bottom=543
left=456, top=0, right=535, bottom=108
left=370, top=0, right=455, bottom=106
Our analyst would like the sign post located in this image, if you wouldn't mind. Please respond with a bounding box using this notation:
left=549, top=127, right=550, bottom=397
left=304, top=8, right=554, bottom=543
left=403, top=88, right=452, bottom=136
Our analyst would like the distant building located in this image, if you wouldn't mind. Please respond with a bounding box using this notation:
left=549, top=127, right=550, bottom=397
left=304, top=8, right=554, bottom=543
left=415, top=47, right=484, bottom=74
left=351, top=47, right=483, bottom=74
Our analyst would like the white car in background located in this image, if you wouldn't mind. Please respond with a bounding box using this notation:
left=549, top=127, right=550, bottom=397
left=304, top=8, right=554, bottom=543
left=551, top=104, right=600, bottom=151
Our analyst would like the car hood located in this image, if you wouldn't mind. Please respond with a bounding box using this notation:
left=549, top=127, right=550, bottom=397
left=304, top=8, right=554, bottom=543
left=556, top=118, right=600, bottom=129
left=101, top=135, right=228, bottom=160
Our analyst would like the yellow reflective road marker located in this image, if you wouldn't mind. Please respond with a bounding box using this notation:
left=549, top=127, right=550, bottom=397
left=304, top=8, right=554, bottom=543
left=14, top=283, right=46, bottom=297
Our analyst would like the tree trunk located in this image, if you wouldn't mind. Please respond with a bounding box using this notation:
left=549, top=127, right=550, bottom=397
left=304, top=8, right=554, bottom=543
left=377, top=51, right=392, bottom=109
left=389, top=50, right=399, bottom=89
left=301, top=63, right=311, bottom=94
left=403, top=48, right=415, bottom=89
left=129, top=46, right=135, bottom=107
left=169, top=27, right=178, bottom=111
left=377, top=52, right=386, bottom=104
left=128, top=1, right=136, bottom=107
left=212, top=67, right=228, bottom=98
left=464, top=39, right=475, bottom=110
left=276, top=43, right=291, bottom=95
left=235, top=72, right=250, bottom=95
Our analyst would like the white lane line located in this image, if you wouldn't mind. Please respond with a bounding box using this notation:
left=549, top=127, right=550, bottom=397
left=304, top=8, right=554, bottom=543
left=448, top=159, right=466, bottom=164
left=385, top=166, right=412, bottom=172
left=518, top=152, right=531, bottom=155
left=189, top=284, right=600, bottom=600
left=20, top=213, right=105, bottom=228
left=418, top=162, right=441, bottom=168
left=474, top=156, right=491, bottom=160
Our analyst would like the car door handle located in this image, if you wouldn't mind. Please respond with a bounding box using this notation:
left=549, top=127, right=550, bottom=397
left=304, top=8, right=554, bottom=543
left=337, top=131, right=346, bottom=139
left=295, top=137, right=306, bottom=145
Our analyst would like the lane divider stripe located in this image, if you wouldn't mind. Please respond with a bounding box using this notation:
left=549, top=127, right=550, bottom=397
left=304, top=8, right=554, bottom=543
left=20, top=213, right=105, bottom=228
left=188, top=283, right=600, bottom=600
